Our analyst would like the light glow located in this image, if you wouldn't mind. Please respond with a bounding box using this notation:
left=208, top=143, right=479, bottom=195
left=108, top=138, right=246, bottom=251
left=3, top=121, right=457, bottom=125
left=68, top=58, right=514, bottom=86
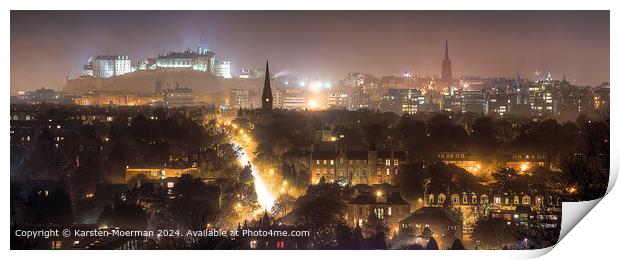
left=520, top=162, right=529, bottom=172
left=234, top=143, right=275, bottom=211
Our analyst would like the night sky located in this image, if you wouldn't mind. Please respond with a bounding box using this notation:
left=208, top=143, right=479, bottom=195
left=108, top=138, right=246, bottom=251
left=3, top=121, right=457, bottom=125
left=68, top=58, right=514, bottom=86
left=10, top=11, right=609, bottom=92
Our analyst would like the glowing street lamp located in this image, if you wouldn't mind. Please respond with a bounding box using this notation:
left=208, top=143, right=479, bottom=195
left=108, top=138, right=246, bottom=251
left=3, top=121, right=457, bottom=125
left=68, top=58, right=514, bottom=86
left=308, top=99, right=319, bottom=109
left=520, top=162, right=529, bottom=172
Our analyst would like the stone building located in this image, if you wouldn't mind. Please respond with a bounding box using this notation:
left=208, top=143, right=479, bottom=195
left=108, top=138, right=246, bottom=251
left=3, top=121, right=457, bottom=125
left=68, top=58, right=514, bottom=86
left=308, top=144, right=406, bottom=186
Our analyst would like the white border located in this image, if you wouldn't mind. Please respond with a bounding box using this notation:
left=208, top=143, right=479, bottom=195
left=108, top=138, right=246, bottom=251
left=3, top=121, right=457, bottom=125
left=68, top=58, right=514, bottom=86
left=3, top=1, right=617, bottom=260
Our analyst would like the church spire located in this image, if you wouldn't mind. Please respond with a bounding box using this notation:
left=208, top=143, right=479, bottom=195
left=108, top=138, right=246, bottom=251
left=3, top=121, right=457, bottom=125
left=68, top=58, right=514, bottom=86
left=261, top=60, right=273, bottom=112
left=441, top=40, right=452, bottom=82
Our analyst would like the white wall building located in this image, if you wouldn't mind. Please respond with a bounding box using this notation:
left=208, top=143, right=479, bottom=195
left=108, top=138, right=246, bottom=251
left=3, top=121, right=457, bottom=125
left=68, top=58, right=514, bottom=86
left=214, top=61, right=232, bottom=79
left=87, top=55, right=131, bottom=78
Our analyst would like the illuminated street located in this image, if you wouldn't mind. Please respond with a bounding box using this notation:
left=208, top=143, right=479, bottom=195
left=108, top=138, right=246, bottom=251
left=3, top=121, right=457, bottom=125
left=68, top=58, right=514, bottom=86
left=229, top=122, right=276, bottom=211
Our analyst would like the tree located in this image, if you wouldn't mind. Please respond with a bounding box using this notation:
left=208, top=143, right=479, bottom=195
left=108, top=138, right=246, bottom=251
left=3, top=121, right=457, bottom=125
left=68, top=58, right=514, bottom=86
left=366, top=209, right=388, bottom=236
left=426, top=237, right=439, bottom=250
left=25, top=188, right=73, bottom=224
left=293, top=182, right=347, bottom=249
left=401, top=243, right=424, bottom=250
left=362, top=123, right=385, bottom=144
left=352, top=224, right=363, bottom=250
left=397, top=162, right=425, bottom=201
left=472, top=218, right=517, bottom=248
left=374, top=232, right=388, bottom=249
left=170, top=175, right=221, bottom=229
left=470, top=116, right=498, bottom=157
left=450, top=238, right=466, bottom=250
left=335, top=221, right=354, bottom=249
left=420, top=226, right=433, bottom=240
left=397, top=116, right=428, bottom=159
left=514, top=220, right=560, bottom=249
left=492, top=168, right=522, bottom=192
left=98, top=199, right=148, bottom=229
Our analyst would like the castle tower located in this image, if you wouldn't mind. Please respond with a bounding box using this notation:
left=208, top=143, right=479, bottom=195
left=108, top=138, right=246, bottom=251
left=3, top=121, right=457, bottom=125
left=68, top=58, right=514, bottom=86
left=261, top=60, right=273, bottom=112
left=441, top=40, right=452, bottom=83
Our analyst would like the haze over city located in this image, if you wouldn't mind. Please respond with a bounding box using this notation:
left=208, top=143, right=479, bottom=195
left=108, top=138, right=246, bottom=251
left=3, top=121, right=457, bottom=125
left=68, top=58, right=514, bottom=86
left=10, top=9, right=610, bottom=251
left=10, top=10, right=609, bottom=92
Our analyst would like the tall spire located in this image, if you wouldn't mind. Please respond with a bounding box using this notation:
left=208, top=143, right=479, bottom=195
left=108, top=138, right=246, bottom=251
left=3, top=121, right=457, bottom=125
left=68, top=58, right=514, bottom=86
left=441, top=40, right=452, bottom=82
left=261, top=60, right=273, bottom=112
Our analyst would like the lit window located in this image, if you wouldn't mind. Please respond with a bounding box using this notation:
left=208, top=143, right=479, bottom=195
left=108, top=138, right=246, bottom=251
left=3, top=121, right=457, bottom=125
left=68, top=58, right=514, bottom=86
left=438, top=194, right=445, bottom=204
left=51, top=240, right=62, bottom=249
left=494, top=197, right=501, bottom=204
left=330, top=160, right=334, bottom=165
left=250, top=240, right=257, bottom=249
left=385, top=159, right=391, bottom=166
left=394, top=159, right=399, bottom=166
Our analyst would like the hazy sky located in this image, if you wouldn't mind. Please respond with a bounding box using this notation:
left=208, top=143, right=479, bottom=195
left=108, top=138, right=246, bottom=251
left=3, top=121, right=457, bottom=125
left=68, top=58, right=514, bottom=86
left=11, top=11, right=609, bottom=92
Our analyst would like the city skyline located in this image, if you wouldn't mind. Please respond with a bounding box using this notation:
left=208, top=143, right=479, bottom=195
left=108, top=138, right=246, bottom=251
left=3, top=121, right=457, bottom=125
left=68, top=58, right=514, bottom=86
left=11, top=10, right=609, bottom=92
left=9, top=9, right=611, bottom=251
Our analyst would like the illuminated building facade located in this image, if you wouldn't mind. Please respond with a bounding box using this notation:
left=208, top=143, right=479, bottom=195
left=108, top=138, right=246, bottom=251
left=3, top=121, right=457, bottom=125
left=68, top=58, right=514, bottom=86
left=528, top=75, right=559, bottom=118
left=346, top=188, right=411, bottom=232
left=274, top=88, right=307, bottom=110
left=214, top=60, right=232, bottom=78
left=379, top=88, right=425, bottom=115
left=327, top=89, right=350, bottom=109
left=593, top=83, right=610, bottom=110
left=399, top=207, right=461, bottom=243
left=424, top=189, right=561, bottom=238
left=85, top=55, right=132, bottom=78
left=308, top=145, right=406, bottom=186
left=125, top=164, right=199, bottom=186
left=163, top=87, right=197, bottom=108
left=230, top=89, right=259, bottom=109
left=73, top=91, right=159, bottom=106
left=239, top=68, right=264, bottom=79
left=505, top=152, right=550, bottom=172
left=459, top=89, right=489, bottom=114
left=12, top=88, right=67, bottom=104
left=436, top=151, right=551, bottom=175
left=155, top=48, right=215, bottom=72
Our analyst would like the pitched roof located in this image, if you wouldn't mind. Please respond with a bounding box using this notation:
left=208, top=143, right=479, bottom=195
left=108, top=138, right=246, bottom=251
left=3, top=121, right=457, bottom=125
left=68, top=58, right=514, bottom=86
left=348, top=192, right=410, bottom=206
left=399, top=207, right=459, bottom=226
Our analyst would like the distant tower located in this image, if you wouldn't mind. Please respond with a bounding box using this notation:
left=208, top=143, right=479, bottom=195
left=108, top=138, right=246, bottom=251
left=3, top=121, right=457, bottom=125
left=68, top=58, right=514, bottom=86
left=261, top=60, right=273, bottom=112
left=441, top=40, right=452, bottom=83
